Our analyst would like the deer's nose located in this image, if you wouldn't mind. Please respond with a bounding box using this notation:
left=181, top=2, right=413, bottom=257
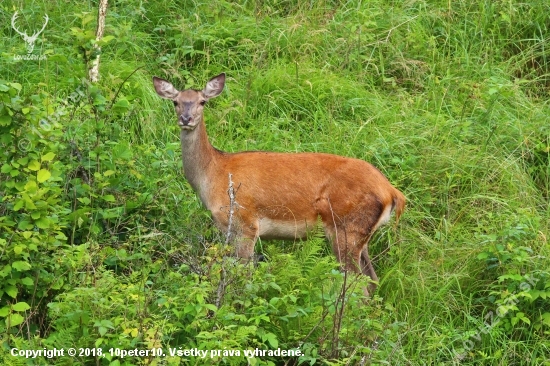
left=179, top=115, right=193, bottom=125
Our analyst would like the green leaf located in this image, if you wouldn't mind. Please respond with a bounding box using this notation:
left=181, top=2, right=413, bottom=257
left=11, top=261, right=32, bottom=271
left=20, top=277, right=34, bottom=286
left=12, top=302, right=31, bottom=312
left=41, top=152, right=56, bottom=162
left=82, top=14, right=96, bottom=26
left=56, top=232, right=68, bottom=240
left=477, top=252, right=489, bottom=260
left=28, top=160, right=41, bottom=171
left=13, top=199, right=24, bottom=211
left=112, top=98, right=130, bottom=113
left=1, top=164, right=11, bottom=173
left=498, top=274, right=523, bottom=282
left=8, top=83, right=22, bottom=91
left=102, top=195, right=116, bottom=202
left=24, top=181, right=38, bottom=193
left=6, top=313, right=24, bottom=327
left=48, top=54, right=68, bottom=63
left=24, top=198, right=36, bottom=210
left=100, top=207, right=124, bottom=219
left=0, top=307, right=9, bottom=317
left=263, top=332, right=279, bottom=348
left=113, top=144, right=132, bottom=160
left=78, top=197, right=91, bottom=205
left=13, top=245, right=26, bottom=255
left=5, top=285, right=18, bottom=298
left=35, top=217, right=52, bottom=229
left=0, top=115, right=12, bottom=126
left=204, top=304, right=218, bottom=312
left=37, top=169, right=51, bottom=183
left=0, top=265, right=11, bottom=278
left=51, top=277, right=64, bottom=290
left=17, top=220, right=34, bottom=230
left=100, top=35, right=115, bottom=44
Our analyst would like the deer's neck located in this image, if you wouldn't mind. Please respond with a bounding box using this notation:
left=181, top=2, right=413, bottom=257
left=180, top=121, right=220, bottom=195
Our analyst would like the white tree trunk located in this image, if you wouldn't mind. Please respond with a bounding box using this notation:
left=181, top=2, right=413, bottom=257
left=88, top=0, right=108, bottom=83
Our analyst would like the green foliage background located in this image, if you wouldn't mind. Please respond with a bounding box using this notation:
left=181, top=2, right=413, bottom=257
left=0, top=0, right=549, bottom=365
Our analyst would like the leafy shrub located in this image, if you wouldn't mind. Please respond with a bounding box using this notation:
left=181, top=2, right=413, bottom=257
left=0, top=80, right=73, bottom=335
left=478, top=223, right=550, bottom=334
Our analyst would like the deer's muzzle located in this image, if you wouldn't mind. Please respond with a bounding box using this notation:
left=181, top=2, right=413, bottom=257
left=179, top=115, right=195, bottom=129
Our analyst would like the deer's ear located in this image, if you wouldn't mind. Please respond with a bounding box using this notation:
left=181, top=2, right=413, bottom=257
left=153, top=77, right=179, bottom=99
left=203, top=73, right=225, bottom=99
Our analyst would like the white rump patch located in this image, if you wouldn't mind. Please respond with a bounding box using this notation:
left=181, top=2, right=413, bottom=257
left=373, top=204, right=393, bottom=231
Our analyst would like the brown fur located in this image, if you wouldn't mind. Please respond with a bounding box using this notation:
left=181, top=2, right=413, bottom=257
left=153, top=73, right=406, bottom=295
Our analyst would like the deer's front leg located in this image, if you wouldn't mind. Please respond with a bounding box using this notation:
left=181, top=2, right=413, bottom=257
left=234, top=236, right=256, bottom=259
left=212, top=207, right=259, bottom=260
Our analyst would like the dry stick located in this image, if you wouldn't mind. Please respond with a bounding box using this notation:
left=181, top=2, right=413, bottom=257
left=225, top=173, right=237, bottom=245
left=215, top=268, right=227, bottom=309
left=69, top=142, right=91, bottom=186
left=88, top=0, right=108, bottom=83
left=331, top=264, right=348, bottom=358
left=215, top=173, right=238, bottom=309
left=326, top=197, right=351, bottom=358
left=300, top=278, right=363, bottom=344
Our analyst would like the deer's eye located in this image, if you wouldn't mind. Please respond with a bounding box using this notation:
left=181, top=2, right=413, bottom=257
left=199, top=100, right=207, bottom=106
left=173, top=100, right=178, bottom=106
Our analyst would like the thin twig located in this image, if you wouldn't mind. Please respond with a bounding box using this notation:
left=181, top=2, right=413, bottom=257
left=216, top=173, right=238, bottom=309
left=225, top=173, right=237, bottom=245
left=384, top=15, right=419, bottom=43
left=108, top=65, right=146, bottom=109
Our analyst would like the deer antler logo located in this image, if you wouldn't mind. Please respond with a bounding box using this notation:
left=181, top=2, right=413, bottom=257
left=11, top=11, right=49, bottom=54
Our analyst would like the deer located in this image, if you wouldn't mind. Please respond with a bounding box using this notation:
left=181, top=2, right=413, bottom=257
left=153, top=73, right=405, bottom=295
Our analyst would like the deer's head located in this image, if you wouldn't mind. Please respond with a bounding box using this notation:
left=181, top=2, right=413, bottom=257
left=153, top=73, right=225, bottom=130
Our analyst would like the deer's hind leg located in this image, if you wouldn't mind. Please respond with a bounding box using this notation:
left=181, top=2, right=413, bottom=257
left=320, top=199, right=386, bottom=295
